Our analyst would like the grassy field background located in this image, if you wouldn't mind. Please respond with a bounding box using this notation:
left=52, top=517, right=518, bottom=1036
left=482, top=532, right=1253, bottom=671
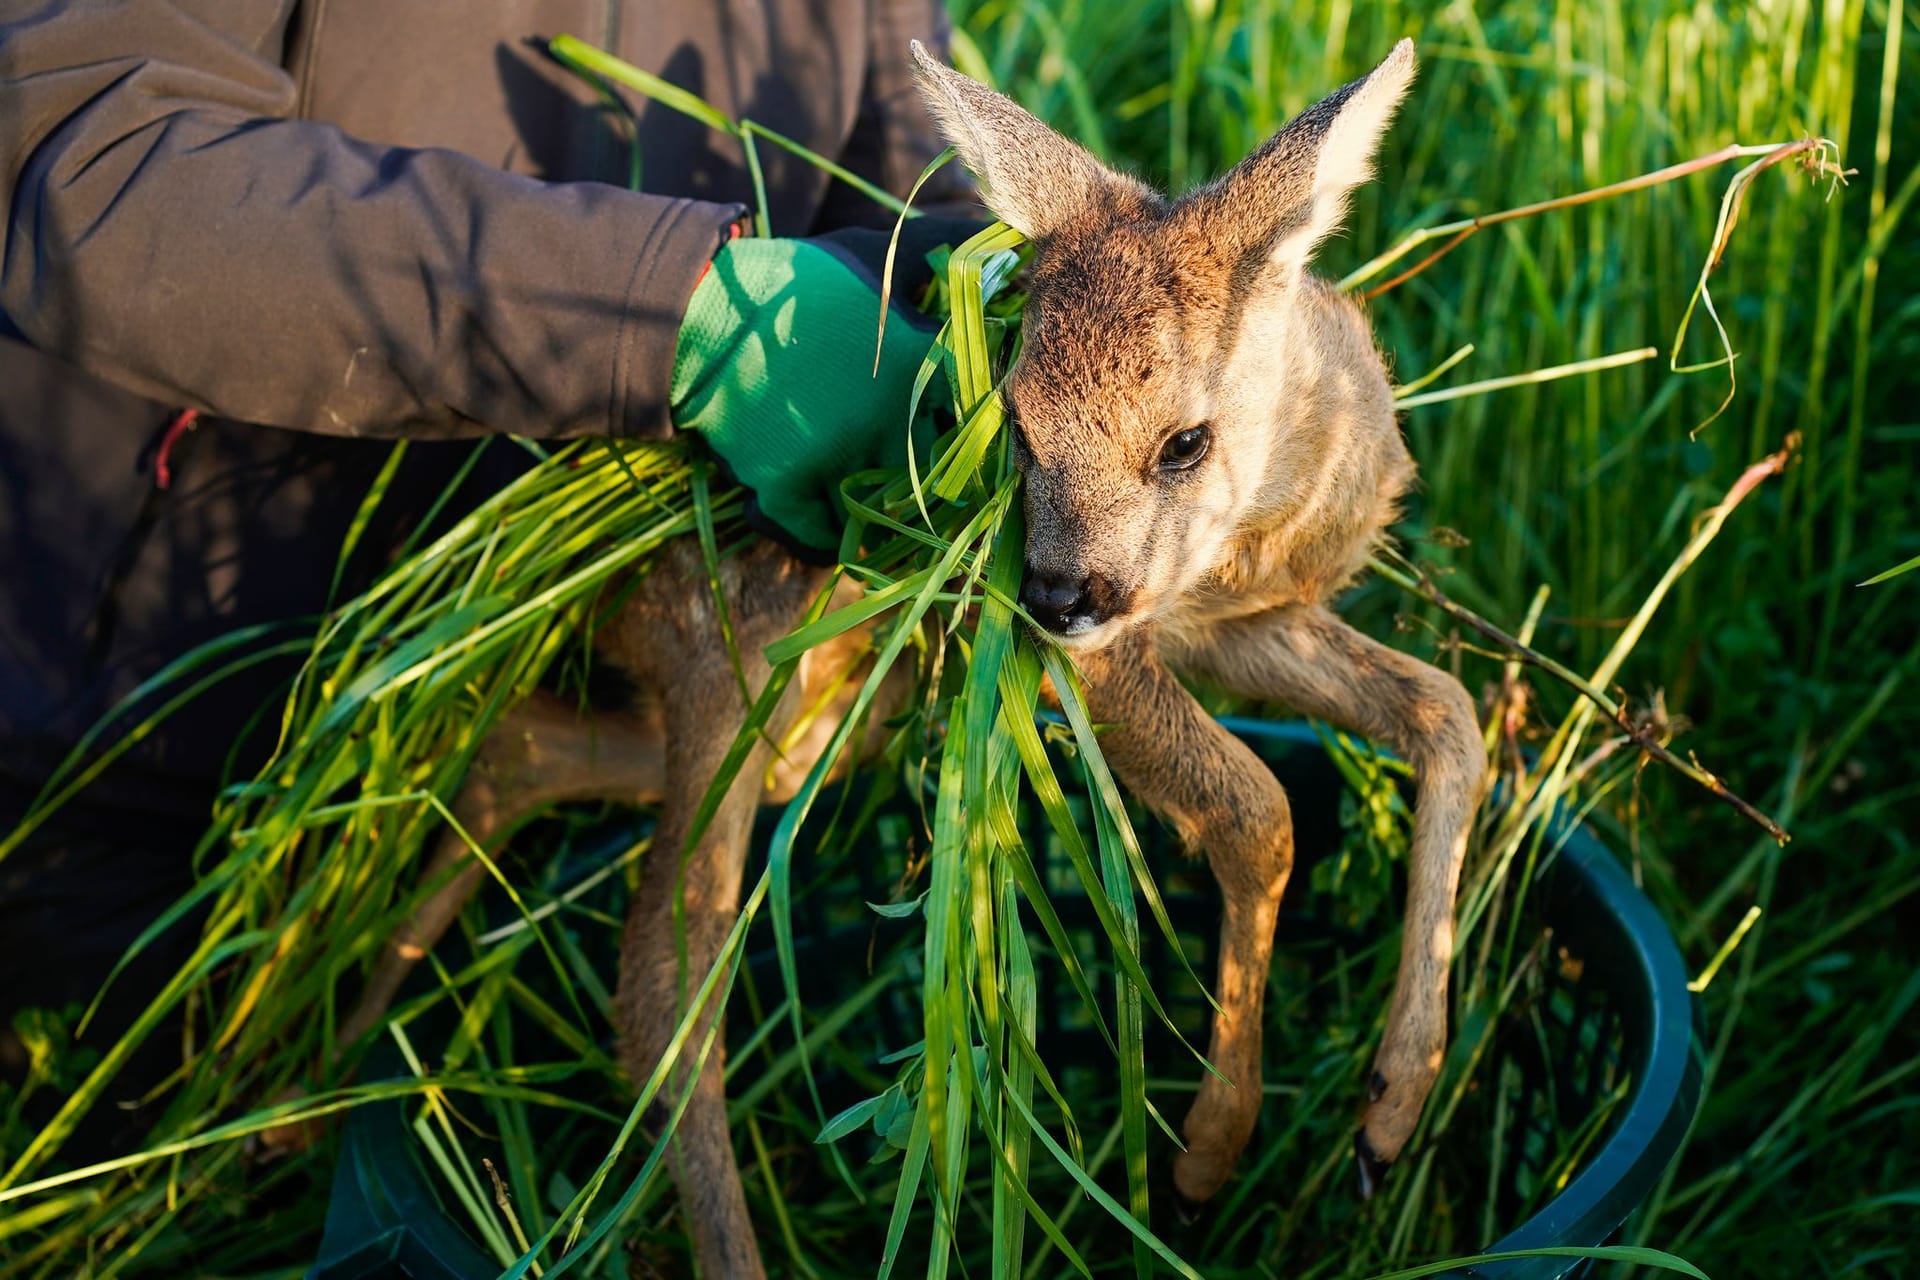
left=946, top=0, right=1915, bottom=1273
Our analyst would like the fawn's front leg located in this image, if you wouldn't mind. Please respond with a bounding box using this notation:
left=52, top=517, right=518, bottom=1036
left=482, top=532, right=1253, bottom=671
left=609, top=541, right=828, bottom=1280
left=1167, top=604, right=1485, bottom=1192
left=1074, top=631, right=1296, bottom=1206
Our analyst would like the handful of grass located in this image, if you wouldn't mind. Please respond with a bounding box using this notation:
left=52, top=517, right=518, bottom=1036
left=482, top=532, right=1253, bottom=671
left=0, top=33, right=1825, bottom=1280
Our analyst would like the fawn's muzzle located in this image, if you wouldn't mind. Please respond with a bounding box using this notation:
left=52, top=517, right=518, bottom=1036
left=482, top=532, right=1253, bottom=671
left=1020, top=566, right=1126, bottom=637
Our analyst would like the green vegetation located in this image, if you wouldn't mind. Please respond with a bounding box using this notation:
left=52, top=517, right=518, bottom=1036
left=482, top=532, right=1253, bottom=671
left=2, top=2, right=1913, bottom=1277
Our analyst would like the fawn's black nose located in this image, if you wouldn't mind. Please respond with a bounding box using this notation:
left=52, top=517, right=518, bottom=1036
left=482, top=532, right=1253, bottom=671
left=1021, top=567, right=1097, bottom=635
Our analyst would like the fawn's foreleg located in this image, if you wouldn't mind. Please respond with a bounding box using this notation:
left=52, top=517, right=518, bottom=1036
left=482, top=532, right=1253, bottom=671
left=1074, top=631, right=1296, bottom=1206
left=613, top=693, right=777, bottom=1280
left=610, top=541, right=828, bottom=1280
left=1168, top=604, right=1485, bottom=1191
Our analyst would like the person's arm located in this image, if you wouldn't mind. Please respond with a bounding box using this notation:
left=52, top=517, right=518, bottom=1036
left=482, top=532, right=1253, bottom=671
left=0, top=1, right=742, bottom=441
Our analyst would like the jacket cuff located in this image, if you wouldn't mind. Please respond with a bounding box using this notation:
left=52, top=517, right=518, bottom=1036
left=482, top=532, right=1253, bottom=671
left=609, top=197, right=751, bottom=438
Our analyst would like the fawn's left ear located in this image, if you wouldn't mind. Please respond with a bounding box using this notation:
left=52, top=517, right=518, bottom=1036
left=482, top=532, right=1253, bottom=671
left=910, top=40, right=1159, bottom=240
left=1182, top=39, right=1416, bottom=272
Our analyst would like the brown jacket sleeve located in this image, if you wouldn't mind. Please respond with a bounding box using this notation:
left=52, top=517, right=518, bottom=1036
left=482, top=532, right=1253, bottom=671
left=0, top=1, right=743, bottom=441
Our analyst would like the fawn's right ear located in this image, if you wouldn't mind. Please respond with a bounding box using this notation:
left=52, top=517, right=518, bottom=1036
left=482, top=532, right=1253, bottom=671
left=1178, top=39, right=1416, bottom=275
left=910, top=41, right=1156, bottom=240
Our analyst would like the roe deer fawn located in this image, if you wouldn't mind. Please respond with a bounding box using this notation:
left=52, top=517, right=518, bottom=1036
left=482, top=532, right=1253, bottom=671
left=316, top=37, right=1484, bottom=1278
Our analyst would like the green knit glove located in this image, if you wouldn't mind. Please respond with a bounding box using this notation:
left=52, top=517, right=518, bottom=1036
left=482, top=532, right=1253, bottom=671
left=669, top=221, right=978, bottom=556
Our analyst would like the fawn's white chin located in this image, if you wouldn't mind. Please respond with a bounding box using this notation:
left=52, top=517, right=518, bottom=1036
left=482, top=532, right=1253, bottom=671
left=1051, top=615, right=1125, bottom=653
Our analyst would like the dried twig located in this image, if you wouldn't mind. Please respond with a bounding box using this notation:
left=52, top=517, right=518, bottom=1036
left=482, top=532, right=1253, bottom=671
left=1372, top=442, right=1798, bottom=845
left=484, top=1157, right=540, bottom=1270
left=1340, top=138, right=1845, bottom=301
left=1346, top=137, right=1850, bottom=436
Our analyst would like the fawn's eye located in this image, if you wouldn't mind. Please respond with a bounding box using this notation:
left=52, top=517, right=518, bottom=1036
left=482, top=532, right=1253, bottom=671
left=1158, top=424, right=1211, bottom=472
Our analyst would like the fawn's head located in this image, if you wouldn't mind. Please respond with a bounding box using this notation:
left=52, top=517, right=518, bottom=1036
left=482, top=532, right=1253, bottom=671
left=913, top=41, right=1415, bottom=648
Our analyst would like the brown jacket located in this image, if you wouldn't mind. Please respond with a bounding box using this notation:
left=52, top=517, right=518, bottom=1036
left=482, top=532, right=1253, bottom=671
left=0, top=0, right=968, bottom=813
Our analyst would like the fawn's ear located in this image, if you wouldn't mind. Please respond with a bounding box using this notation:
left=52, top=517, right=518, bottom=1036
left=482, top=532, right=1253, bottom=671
left=910, top=40, right=1157, bottom=239
left=1182, top=39, right=1415, bottom=272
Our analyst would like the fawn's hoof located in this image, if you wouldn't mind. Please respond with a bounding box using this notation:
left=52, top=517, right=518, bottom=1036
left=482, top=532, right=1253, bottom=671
left=1171, top=1187, right=1209, bottom=1227
left=1353, top=1129, right=1392, bottom=1200
left=1170, top=1145, right=1235, bottom=1206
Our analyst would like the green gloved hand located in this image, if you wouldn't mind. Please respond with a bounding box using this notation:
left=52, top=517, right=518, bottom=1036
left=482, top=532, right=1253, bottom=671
left=669, top=219, right=982, bottom=557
